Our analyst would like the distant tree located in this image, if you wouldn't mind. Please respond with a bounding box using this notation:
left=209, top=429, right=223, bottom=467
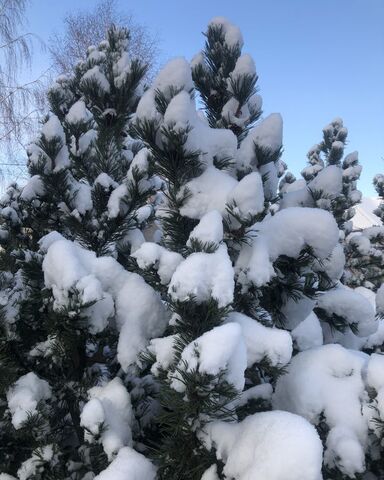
left=48, top=0, right=159, bottom=83
left=0, top=0, right=45, bottom=186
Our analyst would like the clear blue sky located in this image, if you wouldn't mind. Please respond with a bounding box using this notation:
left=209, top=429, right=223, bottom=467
left=27, top=0, right=384, bottom=195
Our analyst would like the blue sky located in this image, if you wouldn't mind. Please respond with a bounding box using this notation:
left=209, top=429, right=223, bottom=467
left=27, top=0, right=384, bottom=195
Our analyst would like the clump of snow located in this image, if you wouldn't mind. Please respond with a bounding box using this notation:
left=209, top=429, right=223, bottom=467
left=132, top=242, right=183, bottom=284
left=164, top=91, right=237, bottom=166
left=72, top=181, right=93, bottom=215
left=376, top=283, right=384, bottom=315
left=226, top=172, right=264, bottom=219
left=237, top=383, right=273, bottom=408
left=168, top=244, right=234, bottom=307
left=237, top=113, right=283, bottom=170
left=80, top=378, right=133, bottom=459
left=280, top=295, right=316, bottom=331
left=201, top=411, right=323, bottom=480
left=291, top=312, right=323, bottom=351
left=78, top=128, right=97, bottom=154
left=229, top=54, right=256, bottom=82
left=317, top=285, right=377, bottom=337
left=148, top=335, right=177, bottom=375
left=366, top=353, right=384, bottom=393
left=107, top=184, right=128, bottom=218
left=308, top=165, right=342, bottom=197
left=201, top=465, right=219, bottom=480
left=65, top=100, right=92, bottom=124
left=39, top=115, right=70, bottom=171
left=180, top=167, right=237, bottom=219
left=6, top=372, right=51, bottom=429
left=171, top=322, right=247, bottom=392
left=259, top=161, right=279, bottom=201
left=154, top=57, right=193, bottom=99
left=95, top=173, right=119, bottom=190
left=324, top=426, right=365, bottom=478
left=94, top=447, right=156, bottom=480
left=208, top=17, right=244, bottom=48
left=17, top=445, right=54, bottom=480
left=187, top=210, right=223, bottom=246
left=314, top=242, right=345, bottom=281
left=236, top=207, right=339, bottom=287
left=81, top=65, right=110, bottom=93
left=20, top=175, right=44, bottom=201
left=227, top=311, right=292, bottom=367
left=273, top=344, right=368, bottom=477
left=42, top=236, right=167, bottom=370
left=42, top=115, right=65, bottom=142
left=135, top=89, right=159, bottom=122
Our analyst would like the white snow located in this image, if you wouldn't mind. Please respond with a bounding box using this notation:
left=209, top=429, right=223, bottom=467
left=17, top=445, right=54, bottom=480
left=78, top=128, right=97, bottom=153
left=180, top=167, right=238, bottom=219
left=20, top=175, right=44, bottom=201
left=273, top=344, right=369, bottom=476
left=171, top=322, right=247, bottom=392
left=237, top=113, right=282, bottom=171
left=81, top=66, right=110, bottom=93
left=135, top=89, right=159, bottom=122
left=352, top=197, right=382, bottom=229
left=132, top=242, right=183, bottom=285
left=168, top=244, right=234, bottom=307
left=65, top=100, right=92, bottom=124
left=41, top=115, right=65, bottom=142
left=237, top=383, right=273, bottom=407
left=227, top=311, right=292, bottom=368
left=164, top=91, right=237, bottom=167
left=80, top=378, right=133, bottom=460
left=148, top=335, right=177, bottom=375
left=308, top=165, right=342, bottom=197
left=201, top=465, right=219, bottom=480
left=226, top=172, right=264, bottom=219
left=153, top=57, right=194, bottom=99
left=313, top=242, right=345, bottom=281
left=201, top=411, right=323, bottom=480
left=6, top=372, right=51, bottom=429
left=208, top=17, right=244, bottom=48
left=324, top=426, right=365, bottom=477
left=94, top=447, right=156, bottom=480
left=291, top=312, right=323, bottom=351
left=376, top=283, right=384, bottom=315
left=187, top=210, right=223, bottom=246
left=259, top=161, right=279, bottom=201
left=40, top=115, right=70, bottom=171
left=366, top=353, right=384, bottom=393
left=95, top=173, right=119, bottom=190
left=42, top=236, right=167, bottom=370
left=317, top=285, right=377, bottom=337
left=72, top=181, right=93, bottom=215
left=236, top=207, right=339, bottom=287
left=230, top=54, right=256, bottom=81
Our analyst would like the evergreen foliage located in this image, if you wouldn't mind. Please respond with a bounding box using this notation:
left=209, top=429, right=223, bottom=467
left=0, top=16, right=383, bottom=480
left=0, top=26, right=155, bottom=478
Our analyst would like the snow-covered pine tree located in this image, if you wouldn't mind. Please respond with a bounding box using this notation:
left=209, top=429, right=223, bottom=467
left=0, top=26, right=165, bottom=479
left=373, top=173, right=384, bottom=222
left=191, top=18, right=286, bottom=204
left=343, top=172, right=384, bottom=291
left=127, top=18, right=360, bottom=480
left=285, top=117, right=362, bottom=233
left=191, top=17, right=262, bottom=140
left=277, top=120, right=384, bottom=478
